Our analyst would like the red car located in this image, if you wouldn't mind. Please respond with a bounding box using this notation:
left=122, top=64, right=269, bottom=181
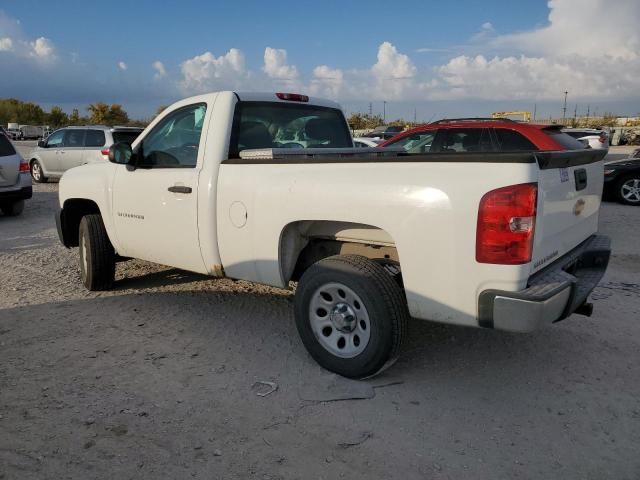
left=380, top=118, right=585, bottom=153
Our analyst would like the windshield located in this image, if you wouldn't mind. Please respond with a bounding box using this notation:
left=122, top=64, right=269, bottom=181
left=229, top=101, right=352, bottom=157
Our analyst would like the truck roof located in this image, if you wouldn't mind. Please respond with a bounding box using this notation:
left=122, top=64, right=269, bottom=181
left=174, top=91, right=343, bottom=111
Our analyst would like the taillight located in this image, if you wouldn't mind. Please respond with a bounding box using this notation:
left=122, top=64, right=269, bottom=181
left=599, top=132, right=607, bottom=144
left=476, top=183, right=538, bottom=265
left=19, top=158, right=29, bottom=172
left=276, top=92, right=309, bottom=102
left=101, top=148, right=110, bottom=156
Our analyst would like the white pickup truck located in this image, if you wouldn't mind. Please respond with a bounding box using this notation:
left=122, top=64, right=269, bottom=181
left=56, top=91, right=611, bottom=378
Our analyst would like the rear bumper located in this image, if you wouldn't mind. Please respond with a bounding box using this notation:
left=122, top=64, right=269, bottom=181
left=0, top=185, right=32, bottom=202
left=479, top=235, right=611, bottom=332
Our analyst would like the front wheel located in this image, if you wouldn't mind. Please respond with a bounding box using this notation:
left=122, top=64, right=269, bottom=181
left=616, top=175, right=640, bottom=205
left=1, top=200, right=25, bottom=216
left=294, top=255, right=408, bottom=379
left=79, top=214, right=115, bottom=291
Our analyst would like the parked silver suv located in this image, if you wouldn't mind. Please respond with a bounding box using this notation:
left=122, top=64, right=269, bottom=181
left=0, top=133, right=31, bottom=216
left=29, top=125, right=143, bottom=183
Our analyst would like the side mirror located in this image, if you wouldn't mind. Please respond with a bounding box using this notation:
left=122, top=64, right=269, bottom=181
left=108, top=142, right=133, bottom=165
left=38, top=140, right=46, bottom=148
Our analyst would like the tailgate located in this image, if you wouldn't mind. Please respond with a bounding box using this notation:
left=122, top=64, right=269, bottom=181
left=531, top=149, right=607, bottom=273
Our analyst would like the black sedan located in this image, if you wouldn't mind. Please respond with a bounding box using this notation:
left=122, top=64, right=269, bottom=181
left=604, top=149, right=640, bottom=205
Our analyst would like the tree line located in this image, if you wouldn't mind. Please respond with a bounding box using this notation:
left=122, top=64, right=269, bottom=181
left=0, top=98, right=148, bottom=129
left=346, top=112, right=417, bottom=130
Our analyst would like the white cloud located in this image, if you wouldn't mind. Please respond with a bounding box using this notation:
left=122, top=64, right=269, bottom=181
left=29, top=37, right=55, bottom=61
left=493, top=0, right=640, bottom=61
left=263, top=47, right=298, bottom=80
left=431, top=0, right=640, bottom=101
left=152, top=60, right=166, bottom=79
left=180, top=48, right=247, bottom=94
left=118, top=61, right=127, bottom=71
left=310, top=65, right=344, bottom=97
left=370, top=42, right=417, bottom=99
left=0, top=37, right=13, bottom=51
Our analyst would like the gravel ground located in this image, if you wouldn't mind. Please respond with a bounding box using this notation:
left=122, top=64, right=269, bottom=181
left=1, top=145, right=639, bottom=479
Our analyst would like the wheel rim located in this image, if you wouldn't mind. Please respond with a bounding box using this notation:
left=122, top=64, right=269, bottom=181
left=31, top=162, right=41, bottom=180
left=621, top=178, right=640, bottom=203
left=309, top=282, right=371, bottom=358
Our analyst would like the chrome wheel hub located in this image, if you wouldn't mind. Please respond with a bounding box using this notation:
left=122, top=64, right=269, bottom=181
left=309, top=282, right=371, bottom=358
left=621, top=179, right=640, bottom=202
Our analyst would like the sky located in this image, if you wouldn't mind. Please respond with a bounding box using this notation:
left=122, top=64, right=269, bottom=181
left=1, top=0, right=639, bottom=121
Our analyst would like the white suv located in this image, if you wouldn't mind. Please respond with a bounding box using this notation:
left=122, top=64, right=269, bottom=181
left=562, top=128, right=609, bottom=151
left=29, top=126, right=142, bottom=183
left=0, top=133, right=31, bottom=216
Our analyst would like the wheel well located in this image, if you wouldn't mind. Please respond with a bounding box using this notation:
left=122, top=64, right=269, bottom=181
left=280, top=221, right=400, bottom=284
left=60, top=199, right=101, bottom=247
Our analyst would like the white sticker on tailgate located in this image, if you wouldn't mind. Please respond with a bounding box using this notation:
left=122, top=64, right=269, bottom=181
left=559, top=167, right=569, bottom=183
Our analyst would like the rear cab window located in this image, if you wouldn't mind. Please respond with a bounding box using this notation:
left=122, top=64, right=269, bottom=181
left=229, top=102, right=352, bottom=158
left=0, top=134, right=17, bottom=157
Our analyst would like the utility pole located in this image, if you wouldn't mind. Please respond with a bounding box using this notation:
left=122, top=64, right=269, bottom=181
left=562, top=91, right=568, bottom=125
left=573, top=104, right=578, bottom=125
left=368, top=102, right=372, bottom=115
left=533, top=103, right=537, bottom=121
left=414, top=108, right=417, bottom=124
left=586, top=104, right=590, bottom=122
left=383, top=101, right=387, bottom=123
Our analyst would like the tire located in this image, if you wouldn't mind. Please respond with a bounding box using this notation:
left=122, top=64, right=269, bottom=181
left=0, top=200, right=25, bottom=216
left=30, top=159, right=47, bottom=183
left=79, top=214, right=115, bottom=291
left=615, top=174, right=640, bottom=205
left=294, top=254, right=408, bottom=379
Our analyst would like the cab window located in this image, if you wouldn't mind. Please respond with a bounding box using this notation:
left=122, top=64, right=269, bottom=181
left=138, top=103, right=207, bottom=168
left=386, top=131, right=437, bottom=154
left=46, top=130, right=65, bottom=148
left=85, top=130, right=106, bottom=148
left=434, top=128, right=494, bottom=153
left=63, top=130, right=85, bottom=148
left=493, top=128, right=537, bottom=151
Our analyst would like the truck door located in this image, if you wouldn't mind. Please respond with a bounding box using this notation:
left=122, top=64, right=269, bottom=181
left=111, top=103, right=208, bottom=274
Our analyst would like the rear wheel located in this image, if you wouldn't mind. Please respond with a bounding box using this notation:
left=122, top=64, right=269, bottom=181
left=0, top=200, right=25, bottom=216
left=294, top=255, right=408, bottom=379
left=616, top=175, right=640, bottom=205
left=30, top=159, right=47, bottom=183
left=79, top=214, right=115, bottom=291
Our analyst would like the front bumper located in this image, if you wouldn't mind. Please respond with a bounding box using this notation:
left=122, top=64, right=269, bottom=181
left=0, top=185, right=32, bottom=202
left=479, top=235, right=611, bottom=332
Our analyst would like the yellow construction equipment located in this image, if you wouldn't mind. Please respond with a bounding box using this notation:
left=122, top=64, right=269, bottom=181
left=491, top=111, right=532, bottom=122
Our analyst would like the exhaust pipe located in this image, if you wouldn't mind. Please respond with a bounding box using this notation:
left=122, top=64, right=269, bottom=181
left=574, top=302, right=594, bottom=317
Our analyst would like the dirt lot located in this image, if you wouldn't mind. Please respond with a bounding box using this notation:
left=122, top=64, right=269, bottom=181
left=1, top=145, right=639, bottom=479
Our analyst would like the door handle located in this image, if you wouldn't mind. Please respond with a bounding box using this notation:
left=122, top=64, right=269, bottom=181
left=168, top=185, right=192, bottom=194
left=574, top=168, right=587, bottom=191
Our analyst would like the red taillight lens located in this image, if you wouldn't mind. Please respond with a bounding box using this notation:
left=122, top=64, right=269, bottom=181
left=101, top=148, right=110, bottom=156
left=476, top=183, right=538, bottom=264
left=19, top=159, right=29, bottom=172
left=276, top=92, right=309, bottom=102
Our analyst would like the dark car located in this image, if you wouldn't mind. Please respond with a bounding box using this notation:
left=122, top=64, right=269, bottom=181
left=368, top=125, right=404, bottom=140
left=604, top=153, right=640, bottom=205
left=380, top=118, right=586, bottom=153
